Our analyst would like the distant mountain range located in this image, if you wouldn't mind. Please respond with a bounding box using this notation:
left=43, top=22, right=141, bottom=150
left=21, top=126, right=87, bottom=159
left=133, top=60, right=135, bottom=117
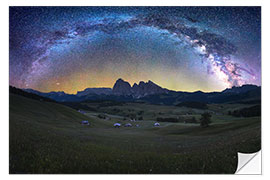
left=22, top=78, right=261, bottom=105
left=24, top=78, right=169, bottom=101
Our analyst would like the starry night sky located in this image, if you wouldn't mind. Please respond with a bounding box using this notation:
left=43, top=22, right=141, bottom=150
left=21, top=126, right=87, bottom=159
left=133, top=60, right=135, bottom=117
left=9, top=7, right=261, bottom=94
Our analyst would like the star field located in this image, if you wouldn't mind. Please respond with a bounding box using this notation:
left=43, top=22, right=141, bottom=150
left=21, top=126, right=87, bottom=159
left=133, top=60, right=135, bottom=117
left=9, top=7, right=261, bottom=94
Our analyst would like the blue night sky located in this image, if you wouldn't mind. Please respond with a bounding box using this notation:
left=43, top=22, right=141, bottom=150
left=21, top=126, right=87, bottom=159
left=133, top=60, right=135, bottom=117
left=9, top=7, right=261, bottom=94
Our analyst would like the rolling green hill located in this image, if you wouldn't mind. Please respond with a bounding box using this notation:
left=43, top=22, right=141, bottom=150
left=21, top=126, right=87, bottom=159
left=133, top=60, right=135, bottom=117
left=9, top=93, right=261, bottom=174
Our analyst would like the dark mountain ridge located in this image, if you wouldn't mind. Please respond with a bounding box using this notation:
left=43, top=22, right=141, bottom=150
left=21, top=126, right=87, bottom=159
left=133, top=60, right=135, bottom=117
left=21, top=79, right=260, bottom=105
left=10, top=86, right=56, bottom=103
left=222, top=84, right=259, bottom=94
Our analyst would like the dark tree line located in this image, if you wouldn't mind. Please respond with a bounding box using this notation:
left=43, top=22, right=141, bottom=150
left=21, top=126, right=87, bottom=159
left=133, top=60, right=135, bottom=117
left=176, top=101, right=208, bottom=109
left=228, top=105, right=261, bottom=117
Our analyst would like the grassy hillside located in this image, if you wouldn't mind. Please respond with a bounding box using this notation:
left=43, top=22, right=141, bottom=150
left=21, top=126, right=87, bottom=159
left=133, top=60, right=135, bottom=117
left=10, top=93, right=261, bottom=174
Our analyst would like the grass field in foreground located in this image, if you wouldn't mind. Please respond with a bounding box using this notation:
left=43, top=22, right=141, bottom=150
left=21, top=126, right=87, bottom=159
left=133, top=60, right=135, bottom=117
left=9, top=93, right=261, bottom=174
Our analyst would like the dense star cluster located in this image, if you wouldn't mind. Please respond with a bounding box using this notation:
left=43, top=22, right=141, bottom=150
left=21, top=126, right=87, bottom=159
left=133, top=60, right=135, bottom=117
left=9, top=7, right=261, bottom=94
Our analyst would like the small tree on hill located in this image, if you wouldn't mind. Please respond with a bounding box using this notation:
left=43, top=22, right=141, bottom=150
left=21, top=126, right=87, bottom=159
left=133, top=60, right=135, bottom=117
left=200, top=112, right=212, bottom=127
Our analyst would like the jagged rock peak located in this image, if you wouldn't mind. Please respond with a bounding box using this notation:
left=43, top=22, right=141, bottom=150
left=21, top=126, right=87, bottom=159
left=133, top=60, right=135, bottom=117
left=112, top=78, right=132, bottom=95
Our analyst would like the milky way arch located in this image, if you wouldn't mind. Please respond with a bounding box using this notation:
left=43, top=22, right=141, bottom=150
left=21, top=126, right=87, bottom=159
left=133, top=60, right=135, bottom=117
left=9, top=7, right=260, bottom=92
